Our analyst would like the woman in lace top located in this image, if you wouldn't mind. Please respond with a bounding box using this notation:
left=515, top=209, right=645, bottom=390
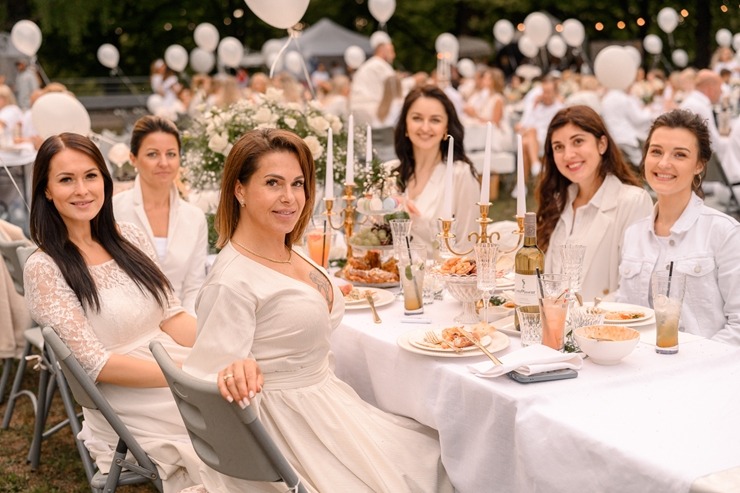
left=23, top=133, right=203, bottom=491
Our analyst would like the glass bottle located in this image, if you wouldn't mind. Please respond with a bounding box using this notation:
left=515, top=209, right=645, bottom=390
left=514, top=212, right=545, bottom=329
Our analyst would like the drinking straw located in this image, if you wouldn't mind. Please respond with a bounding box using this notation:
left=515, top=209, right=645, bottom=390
left=535, top=267, right=545, bottom=298
left=405, top=236, right=421, bottom=301
left=321, top=220, right=327, bottom=268
left=666, top=261, right=674, bottom=297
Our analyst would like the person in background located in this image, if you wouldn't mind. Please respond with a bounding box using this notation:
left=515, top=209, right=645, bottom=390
left=113, top=116, right=207, bottom=316
left=680, top=70, right=729, bottom=163
left=318, top=75, right=350, bottom=121
left=0, top=85, right=23, bottom=144
left=601, top=83, right=654, bottom=167
left=184, top=128, right=453, bottom=492
left=13, top=58, right=39, bottom=111
left=24, top=133, right=204, bottom=490
left=537, top=105, right=653, bottom=300
left=617, top=109, right=740, bottom=345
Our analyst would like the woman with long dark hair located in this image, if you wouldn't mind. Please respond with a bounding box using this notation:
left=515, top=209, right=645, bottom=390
left=24, top=133, right=203, bottom=490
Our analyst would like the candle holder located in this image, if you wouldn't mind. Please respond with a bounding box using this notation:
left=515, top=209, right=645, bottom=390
left=500, top=214, right=525, bottom=254
left=323, top=183, right=362, bottom=259
left=438, top=207, right=525, bottom=257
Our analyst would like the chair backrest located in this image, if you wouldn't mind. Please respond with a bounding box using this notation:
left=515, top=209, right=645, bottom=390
left=41, top=327, right=163, bottom=491
left=0, top=239, right=31, bottom=295
left=149, top=341, right=306, bottom=493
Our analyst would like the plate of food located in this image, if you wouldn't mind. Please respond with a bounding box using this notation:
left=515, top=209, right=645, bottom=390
left=584, top=301, right=654, bottom=325
left=343, top=287, right=395, bottom=310
left=338, top=250, right=400, bottom=288
left=399, top=326, right=510, bottom=358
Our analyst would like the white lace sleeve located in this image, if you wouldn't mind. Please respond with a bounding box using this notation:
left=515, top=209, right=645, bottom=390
left=119, top=222, right=185, bottom=321
left=23, top=253, right=110, bottom=380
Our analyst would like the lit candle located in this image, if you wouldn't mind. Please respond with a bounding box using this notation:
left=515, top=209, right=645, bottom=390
left=442, top=135, right=454, bottom=220
left=345, top=114, right=354, bottom=184
left=325, top=128, right=334, bottom=199
left=480, top=122, right=492, bottom=203
left=516, top=134, right=525, bottom=216
left=365, top=124, right=372, bottom=171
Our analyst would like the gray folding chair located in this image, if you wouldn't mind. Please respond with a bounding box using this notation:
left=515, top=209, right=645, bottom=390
left=149, top=341, right=307, bottom=493
left=43, top=327, right=163, bottom=493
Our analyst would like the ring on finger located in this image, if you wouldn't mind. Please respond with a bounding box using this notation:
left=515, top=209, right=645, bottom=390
left=223, top=373, right=234, bottom=382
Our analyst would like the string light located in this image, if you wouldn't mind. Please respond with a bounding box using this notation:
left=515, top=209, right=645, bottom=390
left=636, top=18, right=646, bottom=26
left=517, top=23, right=525, bottom=31
left=680, top=9, right=689, bottom=17
left=595, top=22, right=604, bottom=31
left=617, top=21, right=626, bottom=29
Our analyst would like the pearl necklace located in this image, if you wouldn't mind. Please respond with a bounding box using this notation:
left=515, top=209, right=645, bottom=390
left=231, top=239, right=292, bottom=264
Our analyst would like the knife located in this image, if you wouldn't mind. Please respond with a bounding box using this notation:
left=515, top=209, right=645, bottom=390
left=457, top=326, right=502, bottom=366
left=366, top=292, right=382, bottom=324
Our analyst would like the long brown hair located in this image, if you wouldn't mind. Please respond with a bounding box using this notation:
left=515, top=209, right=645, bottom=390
left=30, top=133, right=172, bottom=312
left=216, top=128, right=315, bottom=248
left=536, top=105, right=642, bottom=252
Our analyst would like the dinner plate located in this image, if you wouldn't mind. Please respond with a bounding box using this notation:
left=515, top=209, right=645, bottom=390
left=409, top=333, right=493, bottom=353
left=335, top=270, right=400, bottom=288
left=583, top=301, right=655, bottom=325
left=343, top=287, right=395, bottom=310
left=398, top=329, right=510, bottom=358
left=493, top=315, right=519, bottom=337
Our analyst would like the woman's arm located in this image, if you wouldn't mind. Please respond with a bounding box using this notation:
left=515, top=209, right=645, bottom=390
left=97, top=354, right=168, bottom=387
left=160, top=311, right=197, bottom=347
left=177, top=208, right=209, bottom=314
left=713, top=224, right=740, bottom=345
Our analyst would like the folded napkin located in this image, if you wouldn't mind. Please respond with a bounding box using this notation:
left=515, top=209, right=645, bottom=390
left=468, top=344, right=584, bottom=378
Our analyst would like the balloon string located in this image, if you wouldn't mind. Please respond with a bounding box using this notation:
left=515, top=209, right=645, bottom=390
left=269, top=37, right=294, bottom=79
left=292, top=38, right=316, bottom=100
left=1, top=163, right=30, bottom=212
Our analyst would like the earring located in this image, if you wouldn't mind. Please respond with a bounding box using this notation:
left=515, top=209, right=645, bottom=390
left=692, top=173, right=703, bottom=190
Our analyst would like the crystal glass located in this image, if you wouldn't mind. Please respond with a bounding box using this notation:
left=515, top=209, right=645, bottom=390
left=558, top=243, right=586, bottom=295
left=390, top=218, right=412, bottom=297
left=398, top=243, right=426, bottom=315
left=444, top=275, right=483, bottom=324
left=537, top=273, right=570, bottom=351
left=474, top=243, right=499, bottom=325
left=517, top=305, right=542, bottom=347
left=651, top=271, right=686, bottom=354
left=565, top=305, right=606, bottom=352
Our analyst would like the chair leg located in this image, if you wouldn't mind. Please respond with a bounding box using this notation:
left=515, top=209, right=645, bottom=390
left=2, top=340, right=35, bottom=429
left=0, top=357, right=13, bottom=405
left=27, top=366, right=50, bottom=470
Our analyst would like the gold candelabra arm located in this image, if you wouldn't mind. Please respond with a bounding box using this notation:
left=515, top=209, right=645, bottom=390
left=438, top=217, right=472, bottom=256
left=499, top=215, right=525, bottom=254
left=341, top=183, right=357, bottom=258
left=438, top=205, right=521, bottom=257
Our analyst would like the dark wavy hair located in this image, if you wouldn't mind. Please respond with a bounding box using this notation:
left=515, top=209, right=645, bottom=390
left=392, top=84, right=476, bottom=190
left=216, top=128, right=315, bottom=249
left=30, top=133, right=172, bottom=312
left=640, top=109, right=711, bottom=199
left=536, top=105, right=642, bottom=252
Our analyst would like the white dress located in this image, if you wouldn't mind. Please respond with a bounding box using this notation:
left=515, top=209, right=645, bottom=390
left=24, top=223, right=203, bottom=493
left=184, top=245, right=453, bottom=493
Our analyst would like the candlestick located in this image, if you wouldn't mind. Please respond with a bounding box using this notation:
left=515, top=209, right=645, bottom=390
left=346, top=114, right=354, bottom=184
left=516, top=133, right=525, bottom=216
left=365, top=124, right=372, bottom=171
left=480, top=122, right=492, bottom=203
left=325, top=128, right=334, bottom=200
left=442, top=135, right=454, bottom=220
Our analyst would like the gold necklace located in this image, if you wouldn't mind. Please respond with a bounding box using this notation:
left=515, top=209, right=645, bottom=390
left=231, top=239, right=292, bottom=264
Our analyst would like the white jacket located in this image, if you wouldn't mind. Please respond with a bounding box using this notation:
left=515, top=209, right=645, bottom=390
left=544, top=174, right=654, bottom=300
left=601, top=89, right=653, bottom=148
left=113, top=176, right=208, bottom=315
left=680, top=90, right=729, bottom=162
left=617, top=194, right=740, bottom=345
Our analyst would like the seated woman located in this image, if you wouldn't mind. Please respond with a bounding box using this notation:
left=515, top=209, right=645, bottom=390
left=113, top=115, right=208, bottom=315
left=24, top=133, right=204, bottom=491
left=617, top=109, right=740, bottom=344
left=537, top=105, right=653, bottom=300
left=389, top=84, right=480, bottom=257
left=184, top=128, right=453, bottom=493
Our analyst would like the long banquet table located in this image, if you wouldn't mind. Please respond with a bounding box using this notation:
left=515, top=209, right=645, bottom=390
left=330, top=291, right=740, bottom=493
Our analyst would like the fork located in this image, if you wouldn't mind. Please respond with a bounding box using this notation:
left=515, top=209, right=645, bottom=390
left=425, top=331, right=461, bottom=353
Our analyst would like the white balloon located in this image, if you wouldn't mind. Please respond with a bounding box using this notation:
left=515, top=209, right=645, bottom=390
left=344, top=45, right=366, bottom=69
left=435, top=33, right=459, bottom=56
left=657, top=7, right=679, bottom=35
left=672, top=49, right=689, bottom=68
left=97, top=44, right=119, bottom=69
left=624, top=45, right=642, bottom=69
left=147, top=94, right=163, bottom=114
left=493, top=19, right=515, bottom=45
left=10, top=20, right=42, bottom=57
left=594, top=46, right=637, bottom=91
left=524, top=12, right=552, bottom=48
left=218, top=37, right=243, bottom=68
left=716, top=29, right=732, bottom=48
left=261, top=39, right=284, bottom=59
left=734, top=33, right=740, bottom=52
left=31, top=92, right=91, bottom=138
left=643, top=34, right=663, bottom=55
left=516, top=64, right=542, bottom=81
left=190, top=48, right=215, bottom=73
left=107, top=142, right=131, bottom=168
left=457, top=58, right=476, bottom=79
left=368, top=0, right=396, bottom=24
left=284, top=51, right=303, bottom=74
left=194, top=23, right=220, bottom=52
left=370, top=31, right=392, bottom=50
left=164, top=44, right=188, bottom=72
left=561, top=19, right=585, bottom=47
left=546, top=35, right=567, bottom=58
left=518, top=36, right=539, bottom=59
left=244, top=0, right=309, bottom=29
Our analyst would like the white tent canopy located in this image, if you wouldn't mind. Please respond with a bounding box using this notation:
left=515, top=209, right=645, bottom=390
left=278, top=18, right=373, bottom=61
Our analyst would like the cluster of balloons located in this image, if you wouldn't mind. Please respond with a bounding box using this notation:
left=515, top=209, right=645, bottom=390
left=492, top=14, right=586, bottom=61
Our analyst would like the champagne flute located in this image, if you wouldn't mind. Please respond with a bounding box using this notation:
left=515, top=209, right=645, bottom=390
left=474, top=243, right=498, bottom=325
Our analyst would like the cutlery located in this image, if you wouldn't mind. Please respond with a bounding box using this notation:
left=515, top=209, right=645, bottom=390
left=366, top=292, right=381, bottom=324
left=457, top=327, right=503, bottom=366
left=425, top=331, right=461, bottom=353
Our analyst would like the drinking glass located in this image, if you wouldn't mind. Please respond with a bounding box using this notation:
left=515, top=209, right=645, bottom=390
left=474, top=243, right=499, bottom=325
left=565, top=305, right=606, bottom=352
left=517, top=305, right=542, bottom=347
left=651, top=271, right=686, bottom=354
left=398, top=243, right=426, bottom=315
left=304, top=221, right=334, bottom=269
left=558, top=244, right=586, bottom=295
left=390, top=218, right=412, bottom=297
left=537, top=274, right=570, bottom=351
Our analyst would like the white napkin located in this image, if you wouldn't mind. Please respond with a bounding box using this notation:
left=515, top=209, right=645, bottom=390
left=468, top=344, right=584, bottom=378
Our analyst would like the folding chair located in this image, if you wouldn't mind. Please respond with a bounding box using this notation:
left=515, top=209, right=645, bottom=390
left=42, top=327, right=163, bottom=493
left=150, top=341, right=307, bottom=493
left=708, top=154, right=740, bottom=218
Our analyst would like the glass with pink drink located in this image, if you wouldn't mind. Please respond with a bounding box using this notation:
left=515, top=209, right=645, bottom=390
left=537, top=274, right=570, bottom=351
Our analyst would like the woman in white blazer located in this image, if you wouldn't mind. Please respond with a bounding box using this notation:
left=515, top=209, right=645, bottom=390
left=537, top=106, right=653, bottom=300
left=113, top=116, right=207, bottom=315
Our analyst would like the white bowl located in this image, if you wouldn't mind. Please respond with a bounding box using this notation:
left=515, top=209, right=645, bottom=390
left=574, top=325, right=640, bottom=365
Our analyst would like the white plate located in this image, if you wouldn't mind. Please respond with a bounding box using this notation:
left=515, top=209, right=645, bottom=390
left=409, top=333, right=493, bottom=353
left=493, top=315, right=519, bottom=336
left=343, top=287, right=396, bottom=310
left=398, top=329, right=510, bottom=358
left=335, top=271, right=400, bottom=288
left=584, top=301, right=654, bottom=324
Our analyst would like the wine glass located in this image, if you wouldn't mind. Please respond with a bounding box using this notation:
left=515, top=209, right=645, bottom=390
left=474, top=243, right=498, bottom=325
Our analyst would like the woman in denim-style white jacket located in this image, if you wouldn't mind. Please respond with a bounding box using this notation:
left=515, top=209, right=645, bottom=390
left=617, top=109, right=740, bottom=345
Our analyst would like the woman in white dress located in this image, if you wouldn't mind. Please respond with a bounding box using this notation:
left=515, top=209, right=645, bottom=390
left=388, top=85, right=480, bottom=256
left=24, top=133, right=204, bottom=492
left=184, top=128, right=453, bottom=493
left=113, top=115, right=207, bottom=315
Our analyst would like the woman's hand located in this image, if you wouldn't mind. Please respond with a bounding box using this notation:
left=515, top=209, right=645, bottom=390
left=218, top=359, right=264, bottom=408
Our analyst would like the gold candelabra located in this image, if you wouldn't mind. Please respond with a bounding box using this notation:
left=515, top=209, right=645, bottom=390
left=437, top=203, right=525, bottom=256
left=323, top=183, right=362, bottom=259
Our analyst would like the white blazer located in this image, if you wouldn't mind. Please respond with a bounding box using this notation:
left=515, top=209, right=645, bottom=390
left=113, top=176, right=208, bottom=315
left=544, top=174, right=654, bottom=300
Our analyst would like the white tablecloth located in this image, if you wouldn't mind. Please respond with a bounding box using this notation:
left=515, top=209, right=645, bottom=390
left=331, top=293, right=740, bottom=493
